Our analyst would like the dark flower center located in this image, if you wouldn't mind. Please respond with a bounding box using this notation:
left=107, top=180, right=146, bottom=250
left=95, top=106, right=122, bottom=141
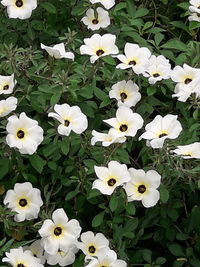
left=64, top=120, right=70, bottom=127
left=15, top=0, right=23, bottom=7
left=153, top=73, right=160, bottom=78
left=107, top=178, right=116, bottom=187
left=158, top=133, right=167, bottom=138
left=184, top=78, right=192, bottom=84
left=19, top=198, right=28, bottom=207
left=138, top=185, right=146, bottom=194
left=17, top=264, right=26, bottom=267
left=96, top=49, right=104, bottom=56
left=128, top=60, right=136, bottom=65
left=119, top=124, right=128, bottom=132
left=88, top=245, right=96, bottom=254
left=3, top=85, right=9, bottom=90
left=92, top=19, right=99, bottom=24
left=17, top=130, right=25, bottom=139
left=54, top=227, right=62, bottom=236
left=120, top=92, right=127, bottom=102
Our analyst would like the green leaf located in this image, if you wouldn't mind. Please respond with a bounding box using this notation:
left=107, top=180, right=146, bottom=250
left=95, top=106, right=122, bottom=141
left=92, top=211, right=105, bottom=227
left=147, top=87, right=156, bottom=96
left=41, top=2, right=57, bottom=14
left=29, top=155, right=46, bottom=174
left=109, top=194, right=118, bottom=212
left=161, top=39, right=188, bottom=51
left=160, top=186, right=169, bottom=203
left=0, top=158, right=9, bottom=180
left=168, top=243, right=185, bottom=257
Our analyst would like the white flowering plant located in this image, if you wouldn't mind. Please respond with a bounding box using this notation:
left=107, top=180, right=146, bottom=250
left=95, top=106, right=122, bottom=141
left=0, top=0, right=200, bottom=266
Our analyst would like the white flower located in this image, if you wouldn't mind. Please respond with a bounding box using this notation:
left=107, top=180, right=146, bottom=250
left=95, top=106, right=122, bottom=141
left=139, top=114, right=182, bottom=149
left=124, top=168, right=161, bottom=208
left=2, top=247, right=44, bottom=267
left=93, top=161, right=131, bottom=195
left=48, top=104, right=88, bottom=136
left=103, top=106, right=144, bottom=137
left=188, top=12, right=200, bottom=22
left=41, top=43, right=74, bottom=60
left=171, top=63, right=200, bottom=85
left=144, top=55, right=171, bottom=84
left=85, top=249, right=127, bottom=267
left=80, top=33, right=119, bottom=64
left=189, top=0, right=200, bottom=13
left=81, top=7, right=110, bottom=30
left=0, top=74, right=16, bottom=95
left=45, top=245, right=78, bottom=266
left=4, top=182, right=43, bottom=222
left=6, top=112, right=44, bottom=155
left=172, top=142, right=200, bottom=159
left=24, top=240, right=45, bottom=264
left=109, top=80, right=141, bottom=107
left=39, top=208, right=81, bottom=255
left=91, top=128, right=126, bottom=146
left=116, top=43, right=151, bottom=75
left=89, top=0, right=115, bottom=10
left=0, top=96, right=17, bottom=117
left=1, top=0, right=37, bottom=19
left=77, top=231, right=109, bottom=257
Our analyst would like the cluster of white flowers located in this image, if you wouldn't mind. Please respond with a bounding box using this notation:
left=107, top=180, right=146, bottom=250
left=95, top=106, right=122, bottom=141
left=188, top=0, right=200, bottom=22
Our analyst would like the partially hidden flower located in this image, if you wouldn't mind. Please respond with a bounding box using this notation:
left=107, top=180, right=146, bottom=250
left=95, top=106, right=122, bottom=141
left=24, top=240, right=45, bottom=264
left=4, top=182, right=43, bottom=222
left=93, top=161, right=131, bottom=195
left=189, top=0, right=200, bottom=13
left=80, top=33, right=119, bottom=63
left=124, top=168, right=161, bottom=208
left=91, top=128, right=126, bottom=146
left=41, top=43, right=74, bottom=60
left=139, top=114, right=182, bottom=149
left=48, top=103, right=88, bottom=136
left=172, top=142, right=200, bottom=159
left=0, top=96, right=17, bottom=117
left=81, top=7, right=110, bottom=30
left=0, top=74, right=16, bottom=95
left=6, top=112, right=44, bottom=155
left=188, top=13, right=200, bottom=22
left=89, top=0, right=115, bottom=10
left=109, top=80, right=141, bottom=107
left=39, top=208, right=81, bottom=255
left=1, top=0, right=37, bottom=19
left=171, top=63, right=200, bottom=85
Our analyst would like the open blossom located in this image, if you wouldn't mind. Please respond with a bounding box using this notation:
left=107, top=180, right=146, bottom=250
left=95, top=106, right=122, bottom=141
left=144, top=55, right=171, bottom=84
left=124, top=168, right=161, bottom=208
left=172, top=142, right=200, bottom=159
left=6, top=112, right=44, bottom=155
left=93, top=161, right=131, bottom=195
left=24, top=240, right=45, bottom=264
left=2, top=247, right=44, bottom=267
left=85, top=250, right=127, bottom=267
left=171, top=64, right=200, bottom=85
left=77, top=231, right=109, bottom=257
left=139, top=114, right=182, bottom=149
left=48, top=103, right=88, bottom=136
left=103, top=106, right=143, bottom=137
left=116, top=43, right=151, bottom=75
left=0, top=96, right=17, bottom=117
left=109, top=80, right=141, bottom=107
left=91, top=128, right=126, bottom=146
left=0, top=74, right=16, bottom=95
left=81, top=7, right=110, bottom=30
left=80, top=33, right=119, bottom=63
left=89, top=0, right=115, bottom=10
left=39, top=208, right=81, bottom=255
left=4, top=182, right=43, bottom=222
left=41, top=43, right=74, bottom=60
left=189, top=0, right=200, bottom=13
left=188, top=13, right=200, bottom=22
left=1, top=0, right=37, bottom=19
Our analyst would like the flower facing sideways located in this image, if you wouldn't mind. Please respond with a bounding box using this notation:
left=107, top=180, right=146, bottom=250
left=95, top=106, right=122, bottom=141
left=139, top=114, right=182, bottom=149
left=80, top=33, right=119, bottom=63
left=2, top=247, right=44, bottom=267
left=188, top=13, right=200, bottom=22
left=39, top=208, right=81, bottom=255
left=116, top=43, right=151, bottom=75
left=172, top=142, right=200, bottom=159
left=89, top=0, right=115, bottom=10
left=48, top=103, right=88, bottom=136
left=41, top=43, right=74, bottom=60
left=4, top=182, right=43, bottom=222
left=81, top=7, right=110, bottom=30
left=103, top=106, right=144, bottom=138
left=0, top=74, right=16, bottom=95
left=77, top=231, right=110, bottom=257
left=24, top=240, right=45, bottom=264
left=109, top=80, right=141, bottom=107
left=189, top=0, right=200, bottom=13
left=124, top=168, right=161, bottom=208
left=0, top=96, right=17, bottom=117
left=6, top=112, right=44, bottom=155
left=93, top=161, right=131, bottom=195
left=1, top=0, right=37, bottom=19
